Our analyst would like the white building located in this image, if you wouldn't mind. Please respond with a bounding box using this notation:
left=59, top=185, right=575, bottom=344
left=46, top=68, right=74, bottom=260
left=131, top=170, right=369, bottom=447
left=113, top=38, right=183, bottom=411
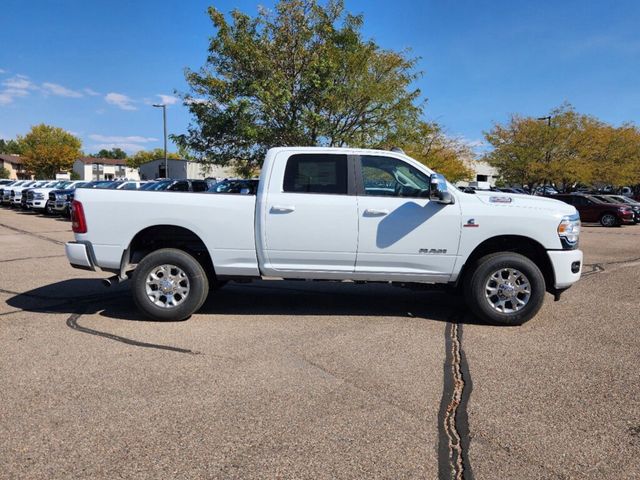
left=458, top=158, right=500, bottom=188
left=138, top=158, right=233, bottom=180
left=73, top=157, right=140, bottom=181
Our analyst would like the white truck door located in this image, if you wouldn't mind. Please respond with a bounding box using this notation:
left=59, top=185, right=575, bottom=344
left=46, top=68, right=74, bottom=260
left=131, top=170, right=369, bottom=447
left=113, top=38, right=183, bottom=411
left=354, top=154, right=462, bottom=282
left=261, top=152, right=358, bottom=273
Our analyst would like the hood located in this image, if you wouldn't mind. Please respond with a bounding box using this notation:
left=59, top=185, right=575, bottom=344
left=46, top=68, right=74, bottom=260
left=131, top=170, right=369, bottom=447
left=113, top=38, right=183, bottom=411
left=30, top=187, right=59, bottom=194
left=473, top=191, right=577, bottom=216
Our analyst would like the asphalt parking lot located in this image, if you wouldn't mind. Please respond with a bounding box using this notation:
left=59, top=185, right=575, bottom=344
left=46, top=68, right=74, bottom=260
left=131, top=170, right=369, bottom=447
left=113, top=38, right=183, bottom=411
left=1, top=208, right=639, bottom=479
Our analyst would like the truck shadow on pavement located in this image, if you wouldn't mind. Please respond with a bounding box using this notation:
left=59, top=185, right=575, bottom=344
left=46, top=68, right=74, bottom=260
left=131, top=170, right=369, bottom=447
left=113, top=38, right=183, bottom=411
left=4, top=278, right=485, bottom=325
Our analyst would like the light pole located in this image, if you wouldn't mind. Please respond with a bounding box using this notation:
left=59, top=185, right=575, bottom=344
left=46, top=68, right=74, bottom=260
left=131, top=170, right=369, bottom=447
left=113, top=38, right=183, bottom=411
left=537, top=116, right=552, bottom=191
left=537, top=115, right=551, bottom=127
left=153, top=103, right=167, bottom=178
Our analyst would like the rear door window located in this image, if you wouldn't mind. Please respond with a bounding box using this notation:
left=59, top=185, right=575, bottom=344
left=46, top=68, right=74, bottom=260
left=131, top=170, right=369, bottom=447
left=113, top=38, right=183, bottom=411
left=283, top=154, right=348, bottom=195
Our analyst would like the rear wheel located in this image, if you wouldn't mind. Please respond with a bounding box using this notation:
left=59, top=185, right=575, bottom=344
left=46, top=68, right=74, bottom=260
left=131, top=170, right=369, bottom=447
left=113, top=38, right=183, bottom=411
left=600, top=212, right=619, bottom=227
left=131, top=248, right=209, bottom=321
left=463, top=252, right=546, bottom=325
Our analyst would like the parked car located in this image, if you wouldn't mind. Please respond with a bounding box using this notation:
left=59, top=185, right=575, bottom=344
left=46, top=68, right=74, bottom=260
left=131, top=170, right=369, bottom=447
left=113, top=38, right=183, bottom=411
left=0, top=180, right=24, bottom=205
left=20, top=180, right=57, bottom=209
left=139, top=179, right=209, bottom=192
left=590, top=194, right=640, bottom=223
left=107, top=181, right=148, bottom=190
left=66, top=147, right=583, bottom=326
left=49, top=182, right=90, bottom=216
left=8, top=181, right=39, bottom=207
left=534, top=185, right=559, bottom=196
left=208, top=179, right=259, bottom=195
left=602, top=195, right=640, bottom=223
left=24, top=180, right=71, bottom=212
left=76, top=180, right=118, bottom=189
left=551, top=194, right=634, bottom=227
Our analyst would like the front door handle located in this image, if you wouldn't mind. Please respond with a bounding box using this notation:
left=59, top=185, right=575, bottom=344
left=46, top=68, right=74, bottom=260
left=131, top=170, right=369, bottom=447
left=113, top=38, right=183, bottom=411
left=363, top=208, right=389, bottom=216
left=271, top=205, right=296, bottom=213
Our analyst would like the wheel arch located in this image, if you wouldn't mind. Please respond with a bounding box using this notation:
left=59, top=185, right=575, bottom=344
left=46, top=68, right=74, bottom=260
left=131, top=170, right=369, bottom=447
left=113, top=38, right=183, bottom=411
left=124, top=224, right=216, bottom=281
left=456, top=235, right=555, bottom=293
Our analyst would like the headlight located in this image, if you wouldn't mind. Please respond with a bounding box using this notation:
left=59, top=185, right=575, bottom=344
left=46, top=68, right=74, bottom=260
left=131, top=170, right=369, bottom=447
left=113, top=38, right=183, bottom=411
left=558, top=213, right=580, bottom=249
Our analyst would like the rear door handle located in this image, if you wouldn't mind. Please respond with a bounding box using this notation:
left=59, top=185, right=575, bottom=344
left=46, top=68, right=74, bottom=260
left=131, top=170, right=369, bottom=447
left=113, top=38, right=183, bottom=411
left=363, top=208, right=389, bottom=216
left=270, top=205, right=296, bottom=213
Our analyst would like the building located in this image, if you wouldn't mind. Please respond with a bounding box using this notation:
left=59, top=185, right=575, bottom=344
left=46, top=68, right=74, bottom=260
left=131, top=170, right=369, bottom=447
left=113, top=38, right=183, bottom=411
left=138, top=158, right=233, bottom=180
left=0, top=154, right=29, bottom=179
left=73, top=157, right=140, bottom=181
left=458, top=158, right=500, bottom=189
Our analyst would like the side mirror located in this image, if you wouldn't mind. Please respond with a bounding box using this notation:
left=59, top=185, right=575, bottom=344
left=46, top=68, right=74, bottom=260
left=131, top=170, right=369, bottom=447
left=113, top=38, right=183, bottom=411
left=429, top=173, right=455, bottom=204
left=240, top=188, right=251, bottom=195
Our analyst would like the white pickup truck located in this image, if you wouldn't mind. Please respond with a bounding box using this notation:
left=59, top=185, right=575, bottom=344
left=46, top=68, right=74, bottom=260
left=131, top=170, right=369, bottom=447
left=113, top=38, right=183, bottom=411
left=65, top=147, right=582, bottom=325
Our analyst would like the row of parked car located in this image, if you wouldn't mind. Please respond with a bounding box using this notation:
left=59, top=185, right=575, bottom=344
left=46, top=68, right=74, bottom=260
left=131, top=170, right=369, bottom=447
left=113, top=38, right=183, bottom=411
left=0, top=178, right=261, bottom=218
left=2, top=177, right=636, bottom=228
left=549, top=193, right=640, bottom=227
left=457, top=183, right=640, bottom=228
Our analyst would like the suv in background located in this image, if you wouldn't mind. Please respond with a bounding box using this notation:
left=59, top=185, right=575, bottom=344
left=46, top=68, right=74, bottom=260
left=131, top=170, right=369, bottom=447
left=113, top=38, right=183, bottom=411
left=552, top=193, right=634, bottom=227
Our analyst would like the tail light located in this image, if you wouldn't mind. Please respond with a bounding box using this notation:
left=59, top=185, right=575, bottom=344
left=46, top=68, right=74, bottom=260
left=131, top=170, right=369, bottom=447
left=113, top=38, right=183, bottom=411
left=71, top=200, right=87, bottom=233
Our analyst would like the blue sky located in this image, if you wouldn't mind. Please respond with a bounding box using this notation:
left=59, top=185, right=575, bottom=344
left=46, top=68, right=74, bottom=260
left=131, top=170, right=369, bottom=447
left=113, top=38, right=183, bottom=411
left=1, top=0, right=639, bottom=155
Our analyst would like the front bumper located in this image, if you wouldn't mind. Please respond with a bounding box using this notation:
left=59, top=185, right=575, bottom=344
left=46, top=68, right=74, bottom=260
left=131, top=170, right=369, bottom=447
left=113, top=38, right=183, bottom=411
left=65, top=242, right=95, bottom=270
left=547, top=249, right=583, bottom=289
left=27, top=200, right=46, bottom=209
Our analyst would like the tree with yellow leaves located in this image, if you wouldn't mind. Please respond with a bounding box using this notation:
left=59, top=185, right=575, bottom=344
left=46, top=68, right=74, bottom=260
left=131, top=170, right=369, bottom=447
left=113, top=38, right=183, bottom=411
left=19, top=124, right=82, bottom=179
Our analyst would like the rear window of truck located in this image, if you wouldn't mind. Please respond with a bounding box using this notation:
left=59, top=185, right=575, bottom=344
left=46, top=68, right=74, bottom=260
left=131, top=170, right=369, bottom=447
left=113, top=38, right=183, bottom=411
left=283, top=154, right=348, bottom=194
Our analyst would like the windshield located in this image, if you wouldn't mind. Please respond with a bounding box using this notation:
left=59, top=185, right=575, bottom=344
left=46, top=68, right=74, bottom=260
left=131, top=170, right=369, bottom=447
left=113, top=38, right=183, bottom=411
left=140, top=182, right=161, bottom=190
left=146, top=181, right=173, bottom=191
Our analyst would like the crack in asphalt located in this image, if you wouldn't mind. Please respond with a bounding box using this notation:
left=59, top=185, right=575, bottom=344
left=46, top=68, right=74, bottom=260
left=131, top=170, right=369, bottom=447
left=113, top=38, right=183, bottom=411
left=438, top=314, right=474, bottom=480
left=0, top=254, right=65, bottom=264
left=582, top=255, right=640, bottom=277
left=1, top=285, right=201, bottom=354
left=66, top=309, right=201, bottom=355
left=0, top=222, right=64, bottom=245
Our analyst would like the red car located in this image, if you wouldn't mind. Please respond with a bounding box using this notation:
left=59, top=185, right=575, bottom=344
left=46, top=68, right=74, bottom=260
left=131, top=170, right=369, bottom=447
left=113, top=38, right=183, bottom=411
left=552, top=194, right=635, bottom=227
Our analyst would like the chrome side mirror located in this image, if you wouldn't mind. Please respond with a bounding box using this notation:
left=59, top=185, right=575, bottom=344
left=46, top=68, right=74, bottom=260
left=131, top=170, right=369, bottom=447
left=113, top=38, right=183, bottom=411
left=429, top=173, right=455, bottom=204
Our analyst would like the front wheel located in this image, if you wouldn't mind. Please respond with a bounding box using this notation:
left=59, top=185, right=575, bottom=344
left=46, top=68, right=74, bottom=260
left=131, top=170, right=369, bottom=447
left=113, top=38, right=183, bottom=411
left=131, top=248, right=209, bottom=321
left=44, top=201, right=54, bottom=215
left=463, top=253, right=546, bottom=325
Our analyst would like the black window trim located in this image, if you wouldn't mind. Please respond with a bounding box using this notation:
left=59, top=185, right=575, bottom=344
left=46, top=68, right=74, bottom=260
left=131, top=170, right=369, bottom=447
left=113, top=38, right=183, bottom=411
left=281, top=153, right=357, bottom=196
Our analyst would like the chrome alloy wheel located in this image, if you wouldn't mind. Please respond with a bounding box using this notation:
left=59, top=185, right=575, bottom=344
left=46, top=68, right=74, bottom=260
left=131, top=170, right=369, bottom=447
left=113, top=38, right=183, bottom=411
left=145, top=264, right=190, bottom=308
left=484, top=268, right=531, bottom=313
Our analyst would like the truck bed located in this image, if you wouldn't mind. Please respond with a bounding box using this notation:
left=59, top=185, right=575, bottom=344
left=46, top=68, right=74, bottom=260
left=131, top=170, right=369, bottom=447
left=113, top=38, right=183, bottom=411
left=73, top=188, right=260, bottom=276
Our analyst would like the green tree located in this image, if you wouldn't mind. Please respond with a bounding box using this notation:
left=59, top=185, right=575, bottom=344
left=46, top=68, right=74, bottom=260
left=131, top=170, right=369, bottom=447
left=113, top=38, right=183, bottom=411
left=20, top=124, right=82, bottom=178
left=481, top=104, right=631, bottom=191
left=127, top=148, right=182, bottom=169
left=90, top=148, right=128, bottom=159
left=0, top=138, right=24, bottom=155
left=380, top=121, right=474, bottom=182
left=0, top=167, right=10, bottom=178
left=174, top=0, right=422, bottom=172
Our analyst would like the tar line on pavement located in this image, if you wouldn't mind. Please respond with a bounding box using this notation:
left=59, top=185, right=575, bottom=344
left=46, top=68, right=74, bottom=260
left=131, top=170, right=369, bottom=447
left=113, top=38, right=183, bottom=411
left=438, top=313, right=474, bottom=480
left=65, top=305, right=200, bottom=355
left=0, top=221, right=64, bottom=245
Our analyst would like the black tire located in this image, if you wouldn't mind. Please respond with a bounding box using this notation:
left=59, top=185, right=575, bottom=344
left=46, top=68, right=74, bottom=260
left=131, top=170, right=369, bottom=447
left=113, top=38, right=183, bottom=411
left=463, top=252, right=546, bottom=326
left=600, top=212, right=619, bottom=228
left=44, top=201, right=54, bottom=215
left=131, top=248, right=209, bottom=321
